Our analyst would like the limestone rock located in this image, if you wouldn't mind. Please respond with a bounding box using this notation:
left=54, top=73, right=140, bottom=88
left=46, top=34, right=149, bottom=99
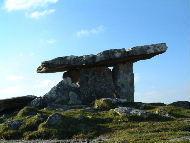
left=6, top=120, right=23, bottom=130
left=42, top=77, right=81, bottom=105
left=46, top=113, right=65, bottom=126
left=112, top=62, right=134, bottom=101
left=37, top=43, right=168, bottom=73
left=0, top=95, right=36, bottom=114
left=68, top=91, right=82, bottom=105
left=113, top=107, right=151, bottom=116
left=79, top=67, right=115, bottom=104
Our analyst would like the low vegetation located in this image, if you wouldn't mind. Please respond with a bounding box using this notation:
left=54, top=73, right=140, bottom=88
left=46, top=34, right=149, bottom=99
left=0, top=101, right=189, bottom=142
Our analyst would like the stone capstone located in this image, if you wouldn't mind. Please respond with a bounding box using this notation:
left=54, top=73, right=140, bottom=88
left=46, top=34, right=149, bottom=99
left=0, top=95, right=36, bottom=114
left=79, top=67, right=115, bottom=104
left=37, top=43, right=167, bottom=73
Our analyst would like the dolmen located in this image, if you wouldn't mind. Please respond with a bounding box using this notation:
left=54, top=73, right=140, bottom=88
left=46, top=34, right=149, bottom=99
left=33, top=43, right=167, bottom=107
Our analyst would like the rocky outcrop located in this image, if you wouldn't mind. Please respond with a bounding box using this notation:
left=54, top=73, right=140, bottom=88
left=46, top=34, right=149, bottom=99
left=6, top=120, right=23, bottom=130
left=37, top=43, right=167, bottom=73
left=31, top=78, right=81, bottom=107
left=46, top=113, right=65, bottom=126
left=0, top=95, right=36, bottom=114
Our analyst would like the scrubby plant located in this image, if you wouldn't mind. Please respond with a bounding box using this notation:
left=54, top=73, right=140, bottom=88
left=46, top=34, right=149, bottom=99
left=94, top=99, right=115, bottom=110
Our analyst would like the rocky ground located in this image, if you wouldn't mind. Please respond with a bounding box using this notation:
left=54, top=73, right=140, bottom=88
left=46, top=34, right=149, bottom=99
left=0, top=99, right=190, bottom=143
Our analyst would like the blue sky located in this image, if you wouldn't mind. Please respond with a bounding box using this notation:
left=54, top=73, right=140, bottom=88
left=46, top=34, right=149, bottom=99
left=0, top=0, right=189, bottom=103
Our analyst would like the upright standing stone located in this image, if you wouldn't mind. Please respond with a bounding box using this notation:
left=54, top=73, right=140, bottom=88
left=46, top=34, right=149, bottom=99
left=79, top=67, right=115, bottom=104
left=112, top=62, right=134, bottom=102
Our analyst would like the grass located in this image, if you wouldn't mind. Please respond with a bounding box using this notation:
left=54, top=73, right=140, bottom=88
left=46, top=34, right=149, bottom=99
left=0, top=101, right=189, bottom=142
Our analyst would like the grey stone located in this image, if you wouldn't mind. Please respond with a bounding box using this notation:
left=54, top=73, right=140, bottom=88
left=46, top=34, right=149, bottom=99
left=113, top=107, right=151, bottom=116
left=43, top=77, right=80, bottom=105
left=69, top=91, right=82, bottom=105
left=37, top=43, right=167, bottom=73
left=30, top=97, right=45, bottom=108
left=112, top=62, right=134, bottom=101
left=46, top=113, right=65, bottom=126
left=155, top=108, right=169, bottom=117
left=79, top=67, right=115, bottom=104
left=170, top=137, right=190, bottom=142
left=6, top=120, right=23, bottom=130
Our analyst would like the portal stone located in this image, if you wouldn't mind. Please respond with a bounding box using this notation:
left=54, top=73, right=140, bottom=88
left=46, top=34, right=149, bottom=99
left=79, top=67, right=115, bottom=104
left=112, top=63, right=134, bottom=102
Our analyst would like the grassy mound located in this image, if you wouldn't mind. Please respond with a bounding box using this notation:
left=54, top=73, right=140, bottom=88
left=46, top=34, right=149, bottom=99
left=0, top=102, right=189, bottom=142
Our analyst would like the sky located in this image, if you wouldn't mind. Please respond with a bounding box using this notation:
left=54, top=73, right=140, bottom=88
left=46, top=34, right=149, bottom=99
left=0, top=0, right=189, bottom=103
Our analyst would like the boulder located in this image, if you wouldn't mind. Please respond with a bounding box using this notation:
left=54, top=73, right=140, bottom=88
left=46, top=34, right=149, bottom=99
left=6, top=120, right=23, bottom=130
left=46, top=113, right=65, bottom=126
left=42, top=77, right=81, bottom=106
left=37, top=43, right=168, bottom=73
left=113, top=107, right=151, bottom=116
left=0, top=95, right=36, bottom=114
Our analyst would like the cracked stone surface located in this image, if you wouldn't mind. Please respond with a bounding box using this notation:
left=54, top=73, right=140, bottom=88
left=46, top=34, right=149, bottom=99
left=37, top=43, right=167, bottom=73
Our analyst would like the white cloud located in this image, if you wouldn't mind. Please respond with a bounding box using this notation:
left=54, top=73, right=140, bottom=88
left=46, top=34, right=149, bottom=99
left=4, top=0, right=59, bottom=11
left=76, top=25, right=105, bottom=37
left=6, top=75, right=24, bottom=81
left=47, top=39, right=57, bottom=44
left=0, top=86, right=22, bottom=96
left=27, top=9, right=55, bottom=19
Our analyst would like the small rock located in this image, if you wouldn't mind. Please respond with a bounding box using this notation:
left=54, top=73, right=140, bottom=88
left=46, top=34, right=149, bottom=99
left=113, top=107, right=151, bottom=116
left=155, top=108, right=169, bottom=117
left=46, top=113, right=65, bottom=126
left=2, top=113, right=11, bottom=118
left=6, top=120, right=23, bottom=130
left=181, top=120, right=190, bottom=123
left=170, top=137, right=190, bottom=142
